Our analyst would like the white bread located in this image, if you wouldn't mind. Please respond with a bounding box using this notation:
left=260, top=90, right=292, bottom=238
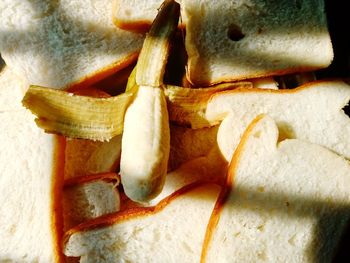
left=203, top=115, right=350, bottom=262
left=64, top=182, right=221, bottom=262
left=206, top=80, right=350, bottom=161
left=0, top=67, right=27, bottom=111
left=183, top=0, right=333, bottom=86
left=0, top=68, right=64, bottom=262
left=0, top=0, right=144, bottom=89
left=113, top=0, right=183, bottom=32
left=63, top=173, right=121, bottom=230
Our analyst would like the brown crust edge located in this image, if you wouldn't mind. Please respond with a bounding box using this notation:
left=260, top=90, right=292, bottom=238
left=200, top=114, right=266, bottom=263
left=186, top=65, right=331, bottom=88
left=52, top=136, right=67, bottom=263
left=63, top=180, right=219, bottom=247
left=207, top=79, right=347, bottom=105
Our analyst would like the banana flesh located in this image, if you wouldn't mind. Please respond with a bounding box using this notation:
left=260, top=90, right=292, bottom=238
left=120, top=86, right=170, bottom=202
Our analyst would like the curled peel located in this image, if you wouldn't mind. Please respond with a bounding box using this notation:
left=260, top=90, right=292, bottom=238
left=22, top=85, right=133, bottom=141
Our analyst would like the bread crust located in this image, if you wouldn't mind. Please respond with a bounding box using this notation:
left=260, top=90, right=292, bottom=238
left=63, top=181, right=219, bottom=245
left=200, top=114, right=265, bottom=262
left=51, top=136, right=67, bottom=263
left=208, top=79, right=347, bottom=101
left=187, top=65, right=326, bottom=87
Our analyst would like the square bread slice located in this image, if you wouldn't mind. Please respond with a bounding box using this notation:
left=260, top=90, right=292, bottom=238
left=183, top=0, right=333, bottom=86
left=0, top=0, right=144, bottom=89
left=203, top=115, right=350, bottom=262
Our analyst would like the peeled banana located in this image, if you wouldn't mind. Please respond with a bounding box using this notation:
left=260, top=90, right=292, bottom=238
left=120, top=0, right=180, bottom=202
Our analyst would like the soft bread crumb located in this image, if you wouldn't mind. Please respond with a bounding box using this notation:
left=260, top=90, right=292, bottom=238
left=204, top=115, right=350, bottom=262
left=0, top=66, right=64, bottom=262
left=63, top=180, right=120, bottom=230
left=0, top=111, right=63, bottom=262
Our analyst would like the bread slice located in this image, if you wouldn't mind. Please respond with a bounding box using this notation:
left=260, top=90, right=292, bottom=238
left=202, top=115, right=350, bottom=262
left=183, top=0, right=333, bottom=86
left=63, top=173, right=120, bottom=230
left=113, top=0, right=184, bottom=32
left=63, top=182, right=221, bottom=262
left=0, top=0, right=143, bottom=89
left=206, top=80, right=350, bottom=161
left=0, top=69, right=65, bottom=262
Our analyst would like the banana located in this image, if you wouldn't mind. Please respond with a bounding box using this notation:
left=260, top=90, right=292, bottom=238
left=120, top=0, right=179, bottom=202
left=120, top=86, right=170, bottom=202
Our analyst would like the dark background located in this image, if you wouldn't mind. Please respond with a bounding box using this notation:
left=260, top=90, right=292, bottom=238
left=325, top=2, right=350, bottom=262
left=318, top=1, right=350, bottom=80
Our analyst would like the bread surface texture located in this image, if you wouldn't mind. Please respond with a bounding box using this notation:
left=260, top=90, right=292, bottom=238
left=0, top=0, right=144, bottom=89
left=0, top=69, right=64, bottom=262
left=204, top=115, right=350, bottom=263
left=63, top=178, right=120, bottom=230
left=0, top=67, right=27, bottom=111
left=206, top=80, right=350, bottom=161
left=183, top=0, right=333, bottom=85
left=64, top=183, right=220, bottom=263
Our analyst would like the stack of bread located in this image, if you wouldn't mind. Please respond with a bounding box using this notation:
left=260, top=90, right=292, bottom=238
left=1, top=0, right=350, bottom=262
